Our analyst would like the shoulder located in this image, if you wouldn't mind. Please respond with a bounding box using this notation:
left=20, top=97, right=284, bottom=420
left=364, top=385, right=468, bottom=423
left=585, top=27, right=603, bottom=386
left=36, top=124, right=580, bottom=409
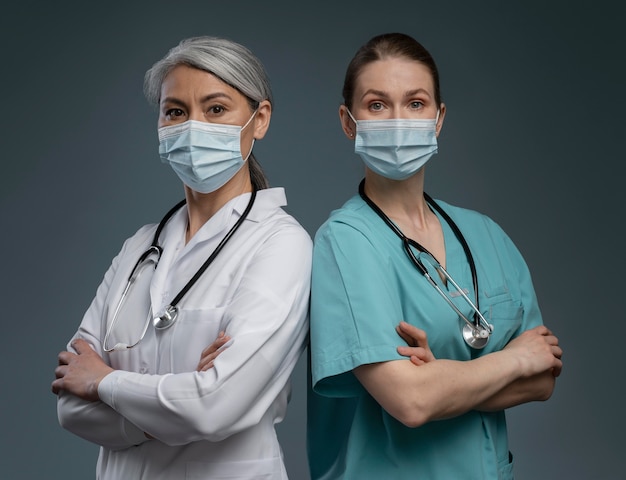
left=431, top=197, right=508, bottom=237
left=314, top=194, right=380, bottom=244
left=253, top=187, right=313, bottom=250
left=432, top=197, right=526, bottom=264
left=117, top=223, right=158, bottom=255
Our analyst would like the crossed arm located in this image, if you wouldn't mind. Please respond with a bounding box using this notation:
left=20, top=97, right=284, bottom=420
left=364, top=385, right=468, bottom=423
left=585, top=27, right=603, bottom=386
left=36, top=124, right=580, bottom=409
left=355, top=321, right=563, bottom=428
left=52, top=332, right=232, bottom=401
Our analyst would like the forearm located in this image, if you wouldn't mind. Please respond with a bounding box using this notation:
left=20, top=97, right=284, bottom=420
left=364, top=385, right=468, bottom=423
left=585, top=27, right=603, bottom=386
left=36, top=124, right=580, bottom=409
left=57, top=391, right=148, bottom=450
left=475, top=371, right=556, bottom=412
left=355, top=350, right=523, bottom=428
left=388, top=323, right=562, bottom=424
left=99, top=344, right=301, bottom=445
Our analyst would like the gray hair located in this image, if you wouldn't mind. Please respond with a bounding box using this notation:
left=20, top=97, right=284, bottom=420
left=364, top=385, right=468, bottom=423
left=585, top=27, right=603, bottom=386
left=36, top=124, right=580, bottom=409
left=144, top=36, right=273, bottom=189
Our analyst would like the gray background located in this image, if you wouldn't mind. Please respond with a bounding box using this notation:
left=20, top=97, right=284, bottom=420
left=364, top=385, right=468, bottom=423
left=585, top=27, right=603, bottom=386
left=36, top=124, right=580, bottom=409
left=1, top=1, right=623, bottom=479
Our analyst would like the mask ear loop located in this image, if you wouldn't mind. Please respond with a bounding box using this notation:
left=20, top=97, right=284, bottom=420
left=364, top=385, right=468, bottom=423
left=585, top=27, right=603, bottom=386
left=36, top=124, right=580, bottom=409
left=241, top=110, right=258, bottom=161
left=344, top=107, right=358, bottom=138
left=345, top=108, right=358, bottom=124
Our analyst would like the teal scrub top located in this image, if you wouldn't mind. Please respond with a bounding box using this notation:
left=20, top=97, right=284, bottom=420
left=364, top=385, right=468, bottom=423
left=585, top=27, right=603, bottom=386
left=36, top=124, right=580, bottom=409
left=308, top=193, right=542, bottom=480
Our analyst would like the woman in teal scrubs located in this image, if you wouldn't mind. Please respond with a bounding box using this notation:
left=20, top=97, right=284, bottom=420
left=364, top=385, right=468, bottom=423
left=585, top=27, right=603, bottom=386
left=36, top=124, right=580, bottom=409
left=308, top=32, right=563, bottom=480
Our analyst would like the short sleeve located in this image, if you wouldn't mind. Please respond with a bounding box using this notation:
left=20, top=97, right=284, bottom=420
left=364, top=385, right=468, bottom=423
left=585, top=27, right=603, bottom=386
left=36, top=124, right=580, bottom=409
left=498, top=223, right=543, bottom=334
left=310, top=218, right=406, bottom=398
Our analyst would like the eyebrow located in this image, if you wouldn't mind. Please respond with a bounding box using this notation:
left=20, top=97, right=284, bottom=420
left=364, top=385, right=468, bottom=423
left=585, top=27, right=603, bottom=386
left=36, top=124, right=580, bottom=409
left=360, top=89, right=388, bottom=101
left=360, top=88, right=432, bottom=100
left=160, top=92, right=234, bottom=106
left=404, top=88, right=432, bottom=99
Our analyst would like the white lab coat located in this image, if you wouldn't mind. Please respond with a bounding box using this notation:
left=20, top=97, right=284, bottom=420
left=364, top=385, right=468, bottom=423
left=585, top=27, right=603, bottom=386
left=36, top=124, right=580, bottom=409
left=57, top=188, right=312, bottom=479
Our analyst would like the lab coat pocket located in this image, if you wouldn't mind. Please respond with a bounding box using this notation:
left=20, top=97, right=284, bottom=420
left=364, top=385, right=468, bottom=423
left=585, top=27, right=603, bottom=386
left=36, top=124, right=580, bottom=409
left=186, top=456, right=282, bottom=479
left=168, top=306, right=227, bottom=373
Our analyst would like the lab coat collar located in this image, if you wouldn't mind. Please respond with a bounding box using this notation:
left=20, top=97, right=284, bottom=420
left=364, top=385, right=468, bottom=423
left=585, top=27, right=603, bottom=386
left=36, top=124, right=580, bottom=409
left=239, top=187, right=287, bottom=222
left=148, top=187, right=288, bottom=315
left=161, top=186, right=288, bottom=244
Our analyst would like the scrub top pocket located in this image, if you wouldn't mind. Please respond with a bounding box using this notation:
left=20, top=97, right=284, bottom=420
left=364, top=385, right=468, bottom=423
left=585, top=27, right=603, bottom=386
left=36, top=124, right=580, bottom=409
left=482, top=286, right=524, bottom=349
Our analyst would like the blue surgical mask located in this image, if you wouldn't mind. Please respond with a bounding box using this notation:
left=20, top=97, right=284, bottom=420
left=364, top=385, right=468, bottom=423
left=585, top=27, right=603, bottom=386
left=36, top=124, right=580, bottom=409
left=158, top=112, right=256, bottom=193
left=347, top=109, right=439, bottom=180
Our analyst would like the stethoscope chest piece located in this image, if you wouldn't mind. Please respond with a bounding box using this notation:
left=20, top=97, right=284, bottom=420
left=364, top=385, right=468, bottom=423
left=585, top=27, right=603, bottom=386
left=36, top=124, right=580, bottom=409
left=153, top=305, right=179, bottom=330
left=462, top=323, right=492, bottom=349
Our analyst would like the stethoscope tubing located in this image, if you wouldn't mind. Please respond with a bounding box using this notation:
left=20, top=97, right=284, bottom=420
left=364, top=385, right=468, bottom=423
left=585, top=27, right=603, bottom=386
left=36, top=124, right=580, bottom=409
left=103, top=190, right=257, bottom=351
left=358, top=179, right=493, bottom=347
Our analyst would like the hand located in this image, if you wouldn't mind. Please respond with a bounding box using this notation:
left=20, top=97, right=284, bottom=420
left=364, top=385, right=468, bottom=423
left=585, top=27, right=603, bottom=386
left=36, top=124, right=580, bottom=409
left=504, top=325, right=563, bottom=377
left=51, top=338, right=114, bottom=401
left=396, top=321, right=436, bottom=366
left=197, top=331, right=232, bottom=371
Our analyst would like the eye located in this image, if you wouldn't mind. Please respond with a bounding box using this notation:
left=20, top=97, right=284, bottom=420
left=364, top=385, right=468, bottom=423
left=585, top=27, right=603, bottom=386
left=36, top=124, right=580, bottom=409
left=409, top=101, right=424, bottom=110
left=369, top=102, right=384, bottom=112
left=165, top=108, right=185, bottom=121
left=207, top=104, right=226, bottom=116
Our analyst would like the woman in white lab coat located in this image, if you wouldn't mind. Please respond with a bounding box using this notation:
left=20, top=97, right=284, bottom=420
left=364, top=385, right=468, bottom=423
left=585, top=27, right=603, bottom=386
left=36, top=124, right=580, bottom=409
left=51, top=36, right=312, bottom=480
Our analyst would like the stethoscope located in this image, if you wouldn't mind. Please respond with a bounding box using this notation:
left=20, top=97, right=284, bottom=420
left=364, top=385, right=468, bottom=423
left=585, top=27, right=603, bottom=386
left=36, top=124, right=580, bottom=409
left=103, top=190, right=257, bottom=352
left=358, top=180, right=493, bottom=349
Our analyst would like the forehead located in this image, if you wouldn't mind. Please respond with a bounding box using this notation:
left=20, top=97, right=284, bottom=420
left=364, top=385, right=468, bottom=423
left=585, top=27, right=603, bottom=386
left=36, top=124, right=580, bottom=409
left=160, top=64, right=241, bottom=100
left=355, top=57, right=435, bottom=97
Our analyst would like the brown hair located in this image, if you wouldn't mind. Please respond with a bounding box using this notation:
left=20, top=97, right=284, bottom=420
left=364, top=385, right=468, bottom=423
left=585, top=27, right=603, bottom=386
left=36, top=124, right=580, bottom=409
left=342, top=33, right=442, bottom=110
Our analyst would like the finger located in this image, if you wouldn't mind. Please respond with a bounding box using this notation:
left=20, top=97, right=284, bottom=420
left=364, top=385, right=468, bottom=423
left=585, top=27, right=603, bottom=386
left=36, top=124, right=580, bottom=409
left=552, top=345, right=563, bottom=360
left=71, top=338, right=93, bottom=355
left=539, top=325, right=553, bottom=336
left=543, top=334, right=559, bottom=345
left=396, top=326, right=415, bottom=346
left=51, top=378, right=62, bottom=395
left=396, top=322, right=428, bottom=347
left=54, top=365, right=67, bottom=380
left=57, top=351, right=69, bottom=366
left=397, top=346, right=433, bottom=363
left=57, top=351, right=77, bottom=366
left=198, top=338, right=232, bottom=371
left=199, top=333, right=230, bottom=356
left=400, top=322, right=428, bottom=345
left=397, top=346, right=426, bottom=356
left=197, top=353, right=217, bottom=371
left=410, top=356, right=425, bottom=366
left=198, top=360, right=215, bottom=372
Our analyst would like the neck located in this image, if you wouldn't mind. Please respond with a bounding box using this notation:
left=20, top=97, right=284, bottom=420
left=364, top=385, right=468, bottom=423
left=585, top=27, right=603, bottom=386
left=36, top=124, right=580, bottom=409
left=184, top=170, right=253, bottom=243
left=363, top=170, right=430, bottom=229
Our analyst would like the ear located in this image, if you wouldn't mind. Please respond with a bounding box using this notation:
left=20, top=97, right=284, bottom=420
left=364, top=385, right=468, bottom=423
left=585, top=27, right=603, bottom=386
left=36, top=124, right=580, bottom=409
left=339, top=105, right=356, bottom=140
left=252, top=100, right=272, bottom=139
left=436, top=103, right=446, bottom=138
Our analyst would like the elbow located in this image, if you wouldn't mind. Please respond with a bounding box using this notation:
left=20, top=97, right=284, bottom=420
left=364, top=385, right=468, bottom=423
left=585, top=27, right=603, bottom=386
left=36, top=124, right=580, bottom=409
left=536, top=374, right=557, bottom=402
left=399, top=416, right=427, bottom=429
left=537, top=385, right=555, bottom=402
left=58, top=412, right=74, bottom=432
left=57, top=395, right=78, bottom=432
left=397, top=410, right=430, bottom=429
left=389, top=400, right=431, bottom=428
left=158, top=402, right=267, bottom=445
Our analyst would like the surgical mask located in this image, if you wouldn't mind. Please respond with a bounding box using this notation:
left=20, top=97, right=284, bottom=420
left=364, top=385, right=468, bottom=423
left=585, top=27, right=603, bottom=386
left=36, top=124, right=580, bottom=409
left=347, top=109, right=439, bottom=180
left=158, top=112, right=256, bottom=193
